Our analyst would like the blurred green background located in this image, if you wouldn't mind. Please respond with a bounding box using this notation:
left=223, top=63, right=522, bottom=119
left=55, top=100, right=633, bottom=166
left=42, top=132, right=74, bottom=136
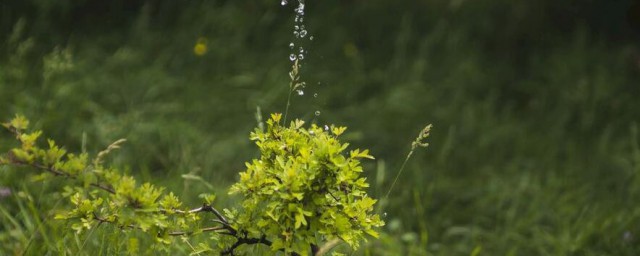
left=1, top=0, right=640, bottom=255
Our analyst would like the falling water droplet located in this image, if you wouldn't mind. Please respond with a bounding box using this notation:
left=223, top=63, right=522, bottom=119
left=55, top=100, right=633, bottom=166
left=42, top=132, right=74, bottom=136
left=298, top=54, right=304, bottom=60
left=289, top=42, right=295, bottom=49
left=281, top=0, right=287, bottom=6
left=299, top=30, right=308, bottom=38
left=297, top=90, right=304, bottom=96
left=289, top=54, right=297, bottom=61
left=315, top=111, right=321, bottom=116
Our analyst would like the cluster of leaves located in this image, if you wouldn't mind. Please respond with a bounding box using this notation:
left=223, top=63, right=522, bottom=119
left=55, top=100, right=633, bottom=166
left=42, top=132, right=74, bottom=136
left=1, top=113, right=384, bottom=255
left=0, top=115, right=221, bottom=252
left=229, top=113, right=384, bottom=255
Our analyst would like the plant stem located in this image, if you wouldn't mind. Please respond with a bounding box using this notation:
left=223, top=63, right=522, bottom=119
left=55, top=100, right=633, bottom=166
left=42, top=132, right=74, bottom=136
left=384, top=150, right=414, bottom=199
left=284, top=89, right=293, bottom=124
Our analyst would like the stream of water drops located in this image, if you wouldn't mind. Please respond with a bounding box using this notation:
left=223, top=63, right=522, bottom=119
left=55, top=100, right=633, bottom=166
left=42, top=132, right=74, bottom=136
left=283, top=0, right=323, bottom=118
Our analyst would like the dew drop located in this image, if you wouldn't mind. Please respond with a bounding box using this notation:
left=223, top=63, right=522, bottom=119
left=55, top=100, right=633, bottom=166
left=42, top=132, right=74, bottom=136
left=309, top=130, right=315, bottom=135
left=310, top=36, right=314, bottom=41
left=281, top=0, right=287, bottom=6
left=300, top=17, right=304, bottom=22
left=384, top=212, right=388, bottom=217
left=289, top=42, right=295, bottom=49
left=299, top=47, right=304, bottom=53
left=293, top=31, right=300, bottom=37
left=324, top=125, right=329, bottom=131
left=294, top=25, right=300, bottom=30
left=298, top=54, right=304, bottom=60
left=313, top=93, right=318, bottom=98
left=289, top=54, right=297, bottom=61
left=297, top=90, right=304, bottom=96
left=315, top=111, right=321, bottom=116
left=299, top=30, right=308, bottom=38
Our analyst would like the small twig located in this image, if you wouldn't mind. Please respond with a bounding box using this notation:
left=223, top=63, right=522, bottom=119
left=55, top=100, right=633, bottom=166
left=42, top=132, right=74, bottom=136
left=221, top=235, right=272, bottom=255
left=175, top=203, right=234, bottom=233
left=12, top=160, right=116, bottom=194
left=93, top=213, right=229, bottom=237
left=209, top=206, right=230, bottom=226
left=168, top=226, right=228, bottom=236
left=315, top=238, right=342, bottom=256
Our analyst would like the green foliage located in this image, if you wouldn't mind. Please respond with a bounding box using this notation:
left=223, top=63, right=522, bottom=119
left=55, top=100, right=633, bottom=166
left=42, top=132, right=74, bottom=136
left=1, top=113, right=384, bottom=255
left=1, top=114, right=208, bottom=250
left=230, top=113, right=383, bottom=255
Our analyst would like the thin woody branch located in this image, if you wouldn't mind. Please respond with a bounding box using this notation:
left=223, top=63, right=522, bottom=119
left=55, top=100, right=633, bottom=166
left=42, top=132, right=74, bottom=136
left=221, top=235, right=272, bottom=255
left=7, top=157, right=116, bottom=194
left=92, top=213, right=231, bottom=237
left=168, top=226, right=229, bottom=236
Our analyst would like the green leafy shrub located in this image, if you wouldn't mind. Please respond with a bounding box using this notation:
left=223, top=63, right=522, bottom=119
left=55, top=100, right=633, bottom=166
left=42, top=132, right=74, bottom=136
left=0, top=113, right=384, bottom=255
left=230, top=113, right=383, bottom=254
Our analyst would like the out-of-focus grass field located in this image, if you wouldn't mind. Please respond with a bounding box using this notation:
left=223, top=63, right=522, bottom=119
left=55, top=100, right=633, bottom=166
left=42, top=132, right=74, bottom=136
left=1, top=1, right=640, bottom=255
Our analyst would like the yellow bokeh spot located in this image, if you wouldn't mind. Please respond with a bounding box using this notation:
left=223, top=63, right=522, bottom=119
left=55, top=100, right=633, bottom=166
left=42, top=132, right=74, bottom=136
left=343, top=42, right=358, bottom=58
left=194, top=37, right=208, bottom=56
left=194, top=44, right=207, bottom=56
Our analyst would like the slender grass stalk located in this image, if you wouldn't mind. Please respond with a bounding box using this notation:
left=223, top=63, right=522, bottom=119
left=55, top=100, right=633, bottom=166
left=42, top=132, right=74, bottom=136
left=384, top=124, right=432, bottom=199
left=284, top=59, right=302, bottom=123
left=284, top=90, right=294, bottom=124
